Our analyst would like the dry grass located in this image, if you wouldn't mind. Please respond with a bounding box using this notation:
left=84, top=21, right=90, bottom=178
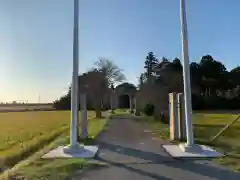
left=138, top=112, right=240, bottom=171
left=0, top=111, right=95, bottom=169
left=193, top=113, right=240, bottom=171
left=0, top=116, right=108, bottom=180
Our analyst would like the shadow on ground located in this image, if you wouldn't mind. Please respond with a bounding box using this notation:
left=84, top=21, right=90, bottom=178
left=92, top=141, right=240, bottom=180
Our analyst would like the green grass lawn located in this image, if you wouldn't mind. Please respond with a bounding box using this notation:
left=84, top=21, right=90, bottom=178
left=0, top=111, right=99, bottom=169
left=0, top=111, right=108, bottom=179
left=138, top=112, right=240, bottom=171
left=193, top=113, right=240, bottom=171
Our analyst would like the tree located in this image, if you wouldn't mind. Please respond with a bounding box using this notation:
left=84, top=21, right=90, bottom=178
left=190, top=62, right=203, bottom=93
left=138, top=73, right=147, bottom=87
left=231, top=66, right=240, bottom=73
left=200, top=55, right=226, bottom=78
left=199, top=55, right=228, bottom=96
left=53, top=69, right=108, bottom=118
left=144, top=52, right=159, bottom=82
left=155, top=57, right=170, bottom=71
left=79, top=70, right=108, bottom=118
left=93, top=58, right=126, bottom=87
left=230, top=66, right=240, bottom=87
left=53, top=87, right=71, bottom=110
left=172, top=58, right=182, bottom=71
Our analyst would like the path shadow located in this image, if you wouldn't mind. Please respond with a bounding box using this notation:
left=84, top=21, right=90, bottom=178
left=95, top=141, right=240, bottom=180
left=95, top=157, right=172, bottom=180
left=97, top=141, right=174, bottom=163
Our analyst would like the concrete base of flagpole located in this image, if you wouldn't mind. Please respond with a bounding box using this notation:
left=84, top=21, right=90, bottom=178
left=42, top=144, right=98, bottom=159
left=162, top=143, right=223, bottom=158
left=110, top=109, right=115, bottom=114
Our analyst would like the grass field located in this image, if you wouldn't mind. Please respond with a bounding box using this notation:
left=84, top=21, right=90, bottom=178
left=139, top=112, right=240, bottom=171
left=0, top=104, right=54, bottom=112
left=0, top=114, right=108, bottom=180
left=193, top=113, right=240, bottom=171
left=0, top=111, right=97, bottom=169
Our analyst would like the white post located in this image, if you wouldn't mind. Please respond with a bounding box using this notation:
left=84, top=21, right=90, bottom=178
left=115, top=93, right=119, bottom=109
left=110, top=90, right=114, bottom=113
left=129, top=95, right=133, bottom=114
left=70, top=0, right=79, bottom=147
left=43, top=0, right=99, bottom=158
left=180, top=0, right=194, bottom=146
left=169, top=93, right=180, bottom=140
left=134, top=97, right=136, bottom=112
left=80, top=94, right=88, bottom=139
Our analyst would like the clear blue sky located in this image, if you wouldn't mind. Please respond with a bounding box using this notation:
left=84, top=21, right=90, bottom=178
left=0, top=0, right=239, bottom=103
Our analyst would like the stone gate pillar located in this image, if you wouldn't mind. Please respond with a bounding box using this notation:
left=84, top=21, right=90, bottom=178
left=169, top=92, right=180, bottom=140
left=110, top=89, right=116, bottom=113
left=129, top=94, right=134, bottom=114
left=114, top=91, right=118, bottom=109
left=80, top=93, right=88, bottom=139
left=134, top=97, right=140, bottom=116
left=177, top=93, right=186, bottom=140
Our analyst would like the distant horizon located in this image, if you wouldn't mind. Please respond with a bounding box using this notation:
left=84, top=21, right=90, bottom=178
left=0, top=101, right=53, bottom=104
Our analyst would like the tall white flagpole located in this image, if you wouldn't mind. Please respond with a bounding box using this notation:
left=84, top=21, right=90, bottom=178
left=155, top=0, right=222, bottom=157
left=180, top=0, right=194, bottom=146
left=70, top=0, right=79, bottom=146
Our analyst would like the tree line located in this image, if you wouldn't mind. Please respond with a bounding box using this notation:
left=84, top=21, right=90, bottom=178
left=54, top=52, right=240, bottom=114
left=140, top=52, right=240, bottom=110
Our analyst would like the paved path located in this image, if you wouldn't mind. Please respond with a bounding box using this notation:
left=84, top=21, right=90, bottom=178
left=81, top=115, right=240, bottom=180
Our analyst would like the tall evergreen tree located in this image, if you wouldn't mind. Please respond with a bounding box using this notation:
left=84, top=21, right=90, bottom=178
left=144, top=52, right=158, bottom=82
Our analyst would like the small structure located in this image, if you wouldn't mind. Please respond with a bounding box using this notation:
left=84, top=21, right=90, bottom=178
left=114, top=83, right=137, bottom=113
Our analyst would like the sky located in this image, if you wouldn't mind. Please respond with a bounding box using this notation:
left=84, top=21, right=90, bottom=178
left=0, top=0, right=239, bottom=103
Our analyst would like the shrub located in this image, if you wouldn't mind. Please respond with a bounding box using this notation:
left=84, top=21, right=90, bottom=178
left=143, top=103, right=155, bottom=116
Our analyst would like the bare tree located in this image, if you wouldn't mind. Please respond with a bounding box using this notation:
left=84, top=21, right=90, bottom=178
left=94, top=58, right=126, bottom=87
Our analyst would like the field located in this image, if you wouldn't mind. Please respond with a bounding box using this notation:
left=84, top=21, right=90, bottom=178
left=141, top=112, right=240, bottom=171
left=0, top=103, right=54, bottom=112
left=0, top=111, right=98, bottom=170
left=193, top=113, right=240, bottom=171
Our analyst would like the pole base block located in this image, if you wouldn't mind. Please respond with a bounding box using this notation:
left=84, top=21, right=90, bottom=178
left=162, top=143, right=223, bottom=158
left=111, top=110, right=115, bottom=114
left=42, top=144, right=98, bottom=159
left=129, top=110, right=134, bottom=114
left=134, top=110, right=141, bottom=116
left=179, top=143, right=203, bottom=153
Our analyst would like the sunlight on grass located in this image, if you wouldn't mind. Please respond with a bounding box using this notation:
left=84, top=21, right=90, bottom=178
left=192, top=113, right=240, bottom=171
left=0, top=111, right=95, bottom=168
left=138, top=112, right=240, bottom=171
left=0, top=116, right=108, bottom=180
left=18, top=159, right=88, bottom=179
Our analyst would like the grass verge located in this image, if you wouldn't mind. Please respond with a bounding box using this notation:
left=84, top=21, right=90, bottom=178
left=135, top=112, right=240, bottom=171
left=1, top=125, right=69, bottom=168
left=0, top=114, right=108, bottom=179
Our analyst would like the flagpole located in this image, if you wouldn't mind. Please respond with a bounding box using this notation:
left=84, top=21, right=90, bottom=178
left=70, top=0, right=79, bottom=146
left=180, top=0, right=194, bottom=146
